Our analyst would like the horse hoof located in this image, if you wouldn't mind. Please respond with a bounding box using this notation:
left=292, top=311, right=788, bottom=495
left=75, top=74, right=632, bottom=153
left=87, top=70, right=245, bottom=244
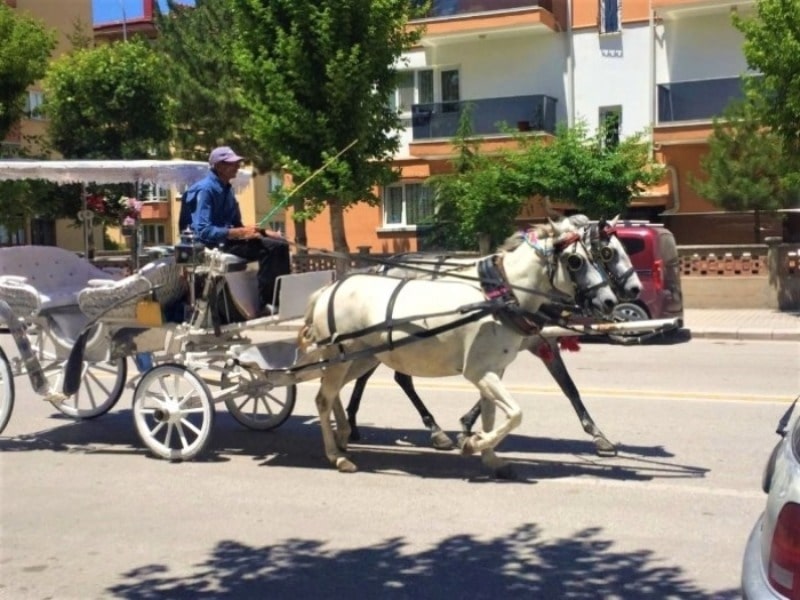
left=431, top=431, right=456, bottom=451
left=457, top=434, right=477, bottom=456
left=594, top=438, right=617, bottom=457
left=336, top=457, right=358, bottom=473
left=494, top=464, right=518, bottom=481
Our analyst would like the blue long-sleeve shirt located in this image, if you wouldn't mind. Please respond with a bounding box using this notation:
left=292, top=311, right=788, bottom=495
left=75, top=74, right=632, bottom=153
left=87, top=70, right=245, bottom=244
left=187, top=171, right=243, bottom=246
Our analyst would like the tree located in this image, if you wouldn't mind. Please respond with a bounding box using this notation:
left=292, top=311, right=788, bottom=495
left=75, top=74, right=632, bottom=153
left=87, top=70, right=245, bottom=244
left=734, top=0, right=800, bottom=156
left=426, top=109, right=527, bottom=251
left=509, top=120, right=664, bottom=219
left=691, top=101, right=798, bottom=242
left=154, top=0, right=268, bottom=166
left=232, top=0, right=425, bottom=257
left=43, top=39, right=172, bottom=159
left=0, top=4, right=56, bottom=141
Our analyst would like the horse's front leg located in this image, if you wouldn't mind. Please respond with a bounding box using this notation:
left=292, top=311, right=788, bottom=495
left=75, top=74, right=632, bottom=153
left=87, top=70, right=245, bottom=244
left=531, top=340, right=616, bottom=457
left=315, top=365, right=357, bottom=473
left=394, top=372, right=455, bottom=451
left=459, top=372, right=521, bottom=478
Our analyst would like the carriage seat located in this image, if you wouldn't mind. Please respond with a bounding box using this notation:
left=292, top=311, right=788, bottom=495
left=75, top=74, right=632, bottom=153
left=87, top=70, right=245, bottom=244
left=78, top=257, right=188, bottom=322
left=0, top=245, right=115, bottom=318
left=203, top=248, right=248, bottom=273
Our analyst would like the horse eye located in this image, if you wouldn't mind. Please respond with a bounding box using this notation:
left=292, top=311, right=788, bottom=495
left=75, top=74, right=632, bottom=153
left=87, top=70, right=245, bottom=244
left=600, top=246, right=616, bottom=263
left=566, top=253, right=584, bottom=272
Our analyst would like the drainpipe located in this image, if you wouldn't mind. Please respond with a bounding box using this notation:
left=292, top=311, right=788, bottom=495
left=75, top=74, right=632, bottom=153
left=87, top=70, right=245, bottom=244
left=566, top=0, right=575, bottom=126
left=648, top=4, right=656, bottom=156
left=661, top=164, right=681, bottom=215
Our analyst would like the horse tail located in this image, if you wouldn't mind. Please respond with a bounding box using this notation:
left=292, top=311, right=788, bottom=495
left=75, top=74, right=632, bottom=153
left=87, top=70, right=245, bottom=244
left=297, top=283, right=329, bottom=352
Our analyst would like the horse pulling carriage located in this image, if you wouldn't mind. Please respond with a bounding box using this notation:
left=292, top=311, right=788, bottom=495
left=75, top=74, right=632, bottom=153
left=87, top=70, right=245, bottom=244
left=0, top=159, right=681, bottom=472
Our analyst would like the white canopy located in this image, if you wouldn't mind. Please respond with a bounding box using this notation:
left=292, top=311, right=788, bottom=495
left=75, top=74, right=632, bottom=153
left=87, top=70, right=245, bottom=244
left=0, top=159, right=251, bottom=191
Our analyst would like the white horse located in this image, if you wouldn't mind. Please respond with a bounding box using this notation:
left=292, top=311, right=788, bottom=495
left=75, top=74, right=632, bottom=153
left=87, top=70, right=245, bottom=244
left=344, top=215, right=643, bottom=456
left=298, top=221, right=619, bottom=476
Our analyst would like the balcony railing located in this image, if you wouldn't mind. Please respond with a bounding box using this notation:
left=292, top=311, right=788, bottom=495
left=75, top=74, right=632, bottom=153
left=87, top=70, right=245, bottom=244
left=411, top=94, right=558, bottom=140
left=657, top=76, right=753, bottom=124
left=411, top=0, right=553, bottom=20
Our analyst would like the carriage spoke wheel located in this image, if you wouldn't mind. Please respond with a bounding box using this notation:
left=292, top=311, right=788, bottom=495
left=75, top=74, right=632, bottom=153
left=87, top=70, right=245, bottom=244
left=33, top=326, right=126, bottom=419
left=221, top=364, right=296, bottom=431
left=0, top=347, right=15, bottom=434
left=132, top=363, right=215, bottom=461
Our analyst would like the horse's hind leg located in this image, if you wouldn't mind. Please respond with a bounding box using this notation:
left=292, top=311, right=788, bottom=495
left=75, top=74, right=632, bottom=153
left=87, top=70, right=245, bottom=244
left=532, top=340, right=616, bottom=457
left=345, top=365, right=378, bottom=442
left=394, top=372, right=455, bottom=451
left=315, top=364, right=357, bottom=473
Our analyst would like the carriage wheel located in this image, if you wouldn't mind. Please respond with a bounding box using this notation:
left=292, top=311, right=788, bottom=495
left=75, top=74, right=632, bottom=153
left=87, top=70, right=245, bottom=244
left=221, top=364, right=296, bottom=431
left=33, top=325, right=127, bottom=419
left=0, top=347, right=15, bottom=434
left=132, top=363, right=215, bottom=461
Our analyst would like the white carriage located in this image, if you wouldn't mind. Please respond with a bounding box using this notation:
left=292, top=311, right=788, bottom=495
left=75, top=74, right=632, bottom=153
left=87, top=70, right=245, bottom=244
left=0, top=159, right=333, bottom=460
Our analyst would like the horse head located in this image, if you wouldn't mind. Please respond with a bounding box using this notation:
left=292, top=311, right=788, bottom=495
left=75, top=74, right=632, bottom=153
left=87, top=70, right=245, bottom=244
left=550, top=228, right=618, bottom=315
left=589, top=215, right=642, bottom=301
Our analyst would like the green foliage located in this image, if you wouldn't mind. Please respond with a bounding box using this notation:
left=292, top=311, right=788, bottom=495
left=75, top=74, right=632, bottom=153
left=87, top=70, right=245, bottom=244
left=43, top=39, right=172, bottom=159
left=232, top=0, right=425, bottom=251
left=0, top=5, right=56, bottom=139
left=691, top=100, right=798, bottom=241
left=509, top=120, right=663, bottom=218
left=154, top=0, right=264, bottom=166
left=734, top=0, right=800, bottom=155
left=0, top=180, right=82, bottom=232
left=427, top=109, right=525, bottom=250
left=428, top=115, right=662, bottom=250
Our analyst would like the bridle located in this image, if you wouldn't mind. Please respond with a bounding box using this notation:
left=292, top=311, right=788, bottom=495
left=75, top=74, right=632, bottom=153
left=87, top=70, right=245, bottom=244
left=583, top=221, right=637, bottom=296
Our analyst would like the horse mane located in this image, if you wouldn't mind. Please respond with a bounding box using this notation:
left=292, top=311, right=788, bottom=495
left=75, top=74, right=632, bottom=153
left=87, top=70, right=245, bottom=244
left=499, top=222, right=558, bottom=252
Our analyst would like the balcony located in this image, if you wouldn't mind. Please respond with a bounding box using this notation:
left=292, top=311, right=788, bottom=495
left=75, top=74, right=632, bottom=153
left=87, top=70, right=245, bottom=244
left=413, top=0, right=553, bottom=19
left=140, top=202, right=170, bottom=220
left=657, top=76, right=747, bottom=124
left=653, top=0, right=754, bottom=21
left=410, top=0, right=559, bottom=42
left=411, top=94, right=557, bottom=141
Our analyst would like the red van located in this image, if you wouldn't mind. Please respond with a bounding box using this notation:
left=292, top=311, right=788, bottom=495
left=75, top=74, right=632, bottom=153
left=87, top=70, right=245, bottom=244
left=612, top=222, right=684, bottom=327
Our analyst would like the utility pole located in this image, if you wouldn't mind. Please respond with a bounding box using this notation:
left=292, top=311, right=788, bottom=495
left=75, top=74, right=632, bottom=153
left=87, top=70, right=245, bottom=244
left=120, top=0, right=128, bottom=41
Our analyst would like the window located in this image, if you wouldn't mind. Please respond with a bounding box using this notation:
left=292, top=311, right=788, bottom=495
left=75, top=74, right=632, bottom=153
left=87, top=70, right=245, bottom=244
left=599, top=106, right=621, bottom=148
left=25, top=91, right=44, bottom=120
left=600, top=0, right=621, bottom=34
left=388, top=68, right=445, bottom=116
left=141, top=182, right=169, bottom=202
left=382, top=182, right=434, bottom=227
left=441, top=69, right=460, bottom=111
left=269, top=171, right=283, bottom=193
left=141, top=224, right=166, bottom=245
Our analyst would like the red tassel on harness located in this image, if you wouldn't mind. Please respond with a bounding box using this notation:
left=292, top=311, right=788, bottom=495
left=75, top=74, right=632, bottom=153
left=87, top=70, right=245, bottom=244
left=535, top=343, right=554, bottom=362
left=558, top=337, right=581, bottom=352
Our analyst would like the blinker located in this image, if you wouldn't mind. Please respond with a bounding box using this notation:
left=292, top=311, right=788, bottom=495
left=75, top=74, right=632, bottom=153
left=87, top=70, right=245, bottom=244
left=599, top=246, right=617, bottom=263
left=566, top=253, right=584, bottom=273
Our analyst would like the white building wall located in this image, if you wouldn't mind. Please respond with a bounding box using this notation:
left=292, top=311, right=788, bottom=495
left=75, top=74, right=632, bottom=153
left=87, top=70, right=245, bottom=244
left=395, top=31, right=568, bottom=156
left=572, top=23, right=652, bottom=138
left=654, top=13, right=749, bottom=84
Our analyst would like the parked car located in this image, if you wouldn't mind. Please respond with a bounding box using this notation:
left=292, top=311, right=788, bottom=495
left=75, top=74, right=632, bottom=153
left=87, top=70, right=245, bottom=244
left=602, top=222, right=684, bottom=342
left=742, top=397, right=800, bottom=599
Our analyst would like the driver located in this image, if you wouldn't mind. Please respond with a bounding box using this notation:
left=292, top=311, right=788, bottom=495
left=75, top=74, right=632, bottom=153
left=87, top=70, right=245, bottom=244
left=185, top=146, right=290, bottom=315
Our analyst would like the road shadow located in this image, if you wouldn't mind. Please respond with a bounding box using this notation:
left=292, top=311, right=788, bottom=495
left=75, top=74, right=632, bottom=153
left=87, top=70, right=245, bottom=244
left=105, top=523, right=737, bottom=599
left=0, top=410, right=706, bottom=483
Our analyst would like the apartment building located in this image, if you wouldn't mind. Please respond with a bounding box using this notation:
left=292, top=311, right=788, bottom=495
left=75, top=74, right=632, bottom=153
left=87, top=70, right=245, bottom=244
left=1, top=0, right=93, bottom=248
left=289, top=0, right=771, bottom=253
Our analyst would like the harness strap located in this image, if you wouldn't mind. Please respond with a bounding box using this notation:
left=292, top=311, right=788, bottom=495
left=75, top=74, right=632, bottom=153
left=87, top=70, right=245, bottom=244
left=290, top=302, right=496, bottom=374
left=385, top=278, right=409, bottom=350
left=477, top=255, right=542, bottom=336
left=325, top=278, right=349, bottom=341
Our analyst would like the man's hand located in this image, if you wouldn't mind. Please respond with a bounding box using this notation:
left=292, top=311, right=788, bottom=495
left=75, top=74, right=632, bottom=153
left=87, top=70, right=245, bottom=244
left=261, top=229, right=284, bottom=240
left=228, top=226, right=261, bottom=240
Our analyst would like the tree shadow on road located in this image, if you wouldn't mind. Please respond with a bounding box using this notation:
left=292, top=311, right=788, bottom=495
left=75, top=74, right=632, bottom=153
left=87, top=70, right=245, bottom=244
left=105, top=523, right=737, bottom=599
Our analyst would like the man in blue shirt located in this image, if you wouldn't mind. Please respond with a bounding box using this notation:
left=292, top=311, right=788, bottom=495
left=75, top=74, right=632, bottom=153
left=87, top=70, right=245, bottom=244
left=185, top=146, right=290, bottom=314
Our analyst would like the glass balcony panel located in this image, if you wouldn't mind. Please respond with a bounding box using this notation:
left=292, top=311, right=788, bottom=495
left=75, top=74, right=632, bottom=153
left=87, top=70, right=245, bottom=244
left=411, top=94, right=557, bottom=140
left=412, top=0, right=553, bottom=19
left=657, top=76, right=755, bottom=123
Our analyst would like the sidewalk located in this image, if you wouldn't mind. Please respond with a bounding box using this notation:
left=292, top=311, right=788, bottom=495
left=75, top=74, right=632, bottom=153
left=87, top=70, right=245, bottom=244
left=683, top=308, right=800, bottom=342
left=268, top=309, right=800, bottom=342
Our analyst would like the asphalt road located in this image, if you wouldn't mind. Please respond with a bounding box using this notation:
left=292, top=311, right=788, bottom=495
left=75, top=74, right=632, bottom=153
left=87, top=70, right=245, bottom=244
left=0, top=336, right=797, bottom=599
